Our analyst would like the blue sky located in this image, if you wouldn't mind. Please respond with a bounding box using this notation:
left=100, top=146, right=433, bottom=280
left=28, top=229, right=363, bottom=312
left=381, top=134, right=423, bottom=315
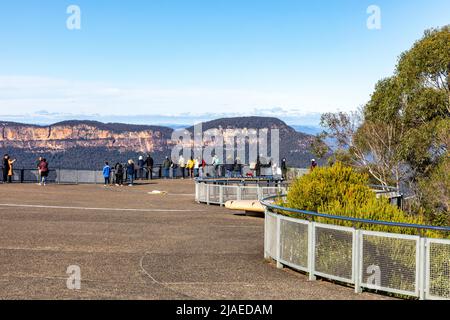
left=0, top=0, right=449, bottom=126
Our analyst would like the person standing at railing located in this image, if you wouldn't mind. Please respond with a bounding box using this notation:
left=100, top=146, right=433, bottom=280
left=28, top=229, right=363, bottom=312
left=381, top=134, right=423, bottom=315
left=103, top=162, right=112, bottom=186
left=114, top=162, right=124, bottom=186
left=38, top=158, right=49, bottom=186
left=145, top=154, right=154, bottom=180
left=2, top=154, right=9, bottom=183
left=194, top=157, right=200, bottom=178
left=138, top=156, right=145, bottom=180
left=162, top=156, right=171, bottom=179
left=126, top=159, right=135, bottom=186
left=225, top=156, right=234, bottom=178
left=233, top=158, right=242, bottom=178
left=199, top=158, right=206, bottom=178
left=7, top=156, right=16, bottom=183
left=36, top=156, right=43, bottom=185
left=212, top=154, right=220, bottom=178
left=178, top=155, right=186, bottom=179
left=281, top=158, right=288, bottom=180
left=186, top=157, right=194, bottom=179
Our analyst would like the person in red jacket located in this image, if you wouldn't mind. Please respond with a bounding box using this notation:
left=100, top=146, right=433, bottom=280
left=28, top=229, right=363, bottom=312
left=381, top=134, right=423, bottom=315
left=38, top=158, right=49, bottom=186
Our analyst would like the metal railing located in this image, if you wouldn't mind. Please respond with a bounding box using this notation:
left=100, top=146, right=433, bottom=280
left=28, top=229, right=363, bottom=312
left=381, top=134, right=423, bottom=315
left=261, top=195, right=450, bottom=300
left=195, top=178, right=289, bottom=206
left=1, top=163, right=295, bottom=184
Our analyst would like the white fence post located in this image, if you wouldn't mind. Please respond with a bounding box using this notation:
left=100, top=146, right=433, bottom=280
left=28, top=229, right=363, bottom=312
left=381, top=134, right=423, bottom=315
left=419, top=237, right=426, bottom=300
left=195, top=183, right=199, bottom=202
left=276, top=215, right=283, bottom=269
left=308, top=222, right=316, bottom=281
left=219, top=185, right=224, bottom=206
left=354, top=229, right=362, bottom=293
left=264, top=209, right=269, bottom=260
left=206, top=184, right=210, bottom=205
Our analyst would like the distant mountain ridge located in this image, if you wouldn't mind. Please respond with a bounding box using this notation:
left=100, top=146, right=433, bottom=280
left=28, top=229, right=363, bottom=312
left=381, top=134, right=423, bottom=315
left=0, top=117, right=321, bottom=169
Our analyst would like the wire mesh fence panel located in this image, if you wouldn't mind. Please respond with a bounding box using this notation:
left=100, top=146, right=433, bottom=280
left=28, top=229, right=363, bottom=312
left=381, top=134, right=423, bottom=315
left=314, top=223, right=354, bottom=283
left=208, top=185, right=221, bottom=204
left=361, top=231, right=419, bottom=296
left=261, top=187, right=286, bottom=199
left=23, top=169, right=39, bottom=183
left=426, top=239, right=450, bottom=300
left=76, top=170, right=98, bottom=184
left=222, top=186, right=238, bottom=202
left=279, top=217, right=309, bottom=271
left=265, top=212, right=278, bottom=259
left=240, top=186, right=259, bottom=200
left=57, top=170, right=78, bottom=184
left=197, top=183, right=207, bottom=202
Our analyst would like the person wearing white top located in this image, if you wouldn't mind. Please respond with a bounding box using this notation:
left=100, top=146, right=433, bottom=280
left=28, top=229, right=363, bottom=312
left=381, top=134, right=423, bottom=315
left=178, top=155, right=186, bottom=179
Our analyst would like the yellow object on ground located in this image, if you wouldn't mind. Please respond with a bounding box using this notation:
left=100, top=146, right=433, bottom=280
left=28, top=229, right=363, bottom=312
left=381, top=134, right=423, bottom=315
left=148, top=190, right=168, bottom=195
left=225, top=200, right=265, bottom=213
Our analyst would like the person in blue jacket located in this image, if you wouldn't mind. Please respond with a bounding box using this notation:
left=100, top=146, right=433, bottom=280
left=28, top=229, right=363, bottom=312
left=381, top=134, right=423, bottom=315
left=103, top=161, right=111, bottom=186
left=126, top=159, right=135, bottom=186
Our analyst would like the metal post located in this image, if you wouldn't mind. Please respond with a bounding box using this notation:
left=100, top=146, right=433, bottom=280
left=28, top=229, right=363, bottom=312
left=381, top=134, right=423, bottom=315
left=418, top=237, right=426, bottom=300
left=276, top=215, right=283, bottom=269
left=264, top=209, right=269, bottom=260
left=308, top=222, right=316, bottom=281
left=354, top=230, right=362, bottom=293
left=195, top=182, right=199, bottom=203
left=219, top=185, right=224, bottom=207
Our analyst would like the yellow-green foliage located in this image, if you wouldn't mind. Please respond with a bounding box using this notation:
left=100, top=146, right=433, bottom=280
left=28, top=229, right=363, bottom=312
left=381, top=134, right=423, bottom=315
left=281, top=163, right=442, bottom=237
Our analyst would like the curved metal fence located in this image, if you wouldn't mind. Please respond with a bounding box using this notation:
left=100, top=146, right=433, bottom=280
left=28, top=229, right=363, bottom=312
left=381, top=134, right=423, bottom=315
left=261, top=195, right=450, bottom=300
left=195, top=178, right=289, bottom=206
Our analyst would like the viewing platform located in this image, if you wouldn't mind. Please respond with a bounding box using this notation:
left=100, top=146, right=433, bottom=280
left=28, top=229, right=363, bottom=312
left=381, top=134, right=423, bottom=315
left=0, top=180, right=389, bottom=300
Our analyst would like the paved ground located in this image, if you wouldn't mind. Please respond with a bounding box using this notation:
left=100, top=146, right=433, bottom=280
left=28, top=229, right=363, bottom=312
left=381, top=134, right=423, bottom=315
left=0, top=180, right=390, bottom=300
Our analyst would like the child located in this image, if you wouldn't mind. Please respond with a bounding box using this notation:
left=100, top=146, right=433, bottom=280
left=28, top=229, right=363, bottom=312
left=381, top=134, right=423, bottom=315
left=103, top=162, right=111, bottom=186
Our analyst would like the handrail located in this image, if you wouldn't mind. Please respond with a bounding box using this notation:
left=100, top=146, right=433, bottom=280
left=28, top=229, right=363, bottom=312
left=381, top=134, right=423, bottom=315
left=260, top=194, right=450, bottom=233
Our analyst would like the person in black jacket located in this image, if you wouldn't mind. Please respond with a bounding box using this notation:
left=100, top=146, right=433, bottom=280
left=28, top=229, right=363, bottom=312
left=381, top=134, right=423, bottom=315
left=145, top=154, right=154, bottom=180
left=2, top=154, right=9, bottom=183
left=114, top=162, right=124, bottom=186
left=281, top=158, right=288, bottom=180
left=233, top=159, right=242, bottom=178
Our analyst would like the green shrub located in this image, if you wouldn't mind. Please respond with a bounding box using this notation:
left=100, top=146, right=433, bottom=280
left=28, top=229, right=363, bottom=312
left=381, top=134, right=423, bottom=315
left=281, top=162, right=443, bottom=238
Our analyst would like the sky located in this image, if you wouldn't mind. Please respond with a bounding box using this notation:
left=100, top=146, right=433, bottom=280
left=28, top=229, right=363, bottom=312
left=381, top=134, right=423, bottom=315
left=0, top=0, right=449, bottom=127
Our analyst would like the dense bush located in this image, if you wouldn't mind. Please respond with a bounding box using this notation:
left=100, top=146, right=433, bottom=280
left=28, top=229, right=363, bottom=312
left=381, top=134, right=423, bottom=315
left=281, top=163, right=444, bottom=237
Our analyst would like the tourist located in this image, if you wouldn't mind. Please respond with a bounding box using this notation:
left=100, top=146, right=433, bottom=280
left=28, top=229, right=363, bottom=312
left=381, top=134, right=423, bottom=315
left=194, top=157, right=200, bottom=178
left=281, top=158, right=288, bottom=180
left=114, top=162, right=124, bottom=186
left=199, top=158, right=206, bottom=178
left=162, top=156, right=171, bottom=179
left=38, top=158, right=49, bottom=186
left=178, top=155, right=186, bottom=179
left=7, top=156, right=16, bottom=183
left=255, top=155, right=261, bottom=178
left=126, top=159, right=135, bottom=186
left=225, top=156, right=233, bottom=178
left=145, top=154, right=154, bottom=180
left=212, top=154, right=220, bottom=178
left=103, top=161, right=111, bottom=186
left=186, top=157, right=194, bottom=179
left=36, top=156, right=43, bottom=184
left=138, top=156, right=145, bottom=180
left=3, top=154, right=9, bottom=183
left=233, top=158, right=242, bottom=178
left=310, top=159, right=318, bottom=171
